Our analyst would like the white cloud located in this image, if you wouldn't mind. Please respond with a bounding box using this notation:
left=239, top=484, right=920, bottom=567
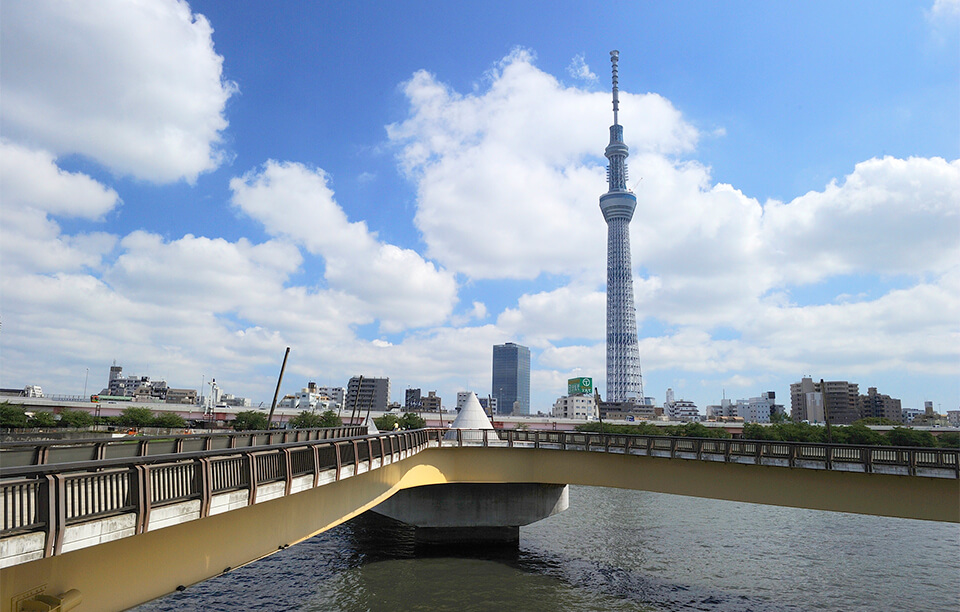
left=763, top=156, right=960, bottom=283
left=929, top=0, right=960, bottom=20
left=0, top=206, right=118, bottom=276
left=1, top=38, right=956, bottom=415
left=388, top=49, right=698, bottom=281
left=0, top=140, right=120, bottom=218
left=230, top=160, right=458, bottom=332
left=0, top=0, right=235, bottom=183
left=497, top=286, right=605, bottom=346
left=0, top=140, right=120, bottom=276
left=567, top=54, right=598, bottom=82
left=104, top=232, right=302, bottom=311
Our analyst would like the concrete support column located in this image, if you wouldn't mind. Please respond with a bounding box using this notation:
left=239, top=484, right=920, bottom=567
left=370, top=482, right=569, bottom=543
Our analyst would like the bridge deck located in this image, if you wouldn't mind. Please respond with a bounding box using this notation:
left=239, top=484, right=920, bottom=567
left=1, top=429, right=957, bottom=611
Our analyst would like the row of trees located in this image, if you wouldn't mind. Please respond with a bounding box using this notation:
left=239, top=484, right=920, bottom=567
left=230, top=410, right=428, bottom=432
left=574, top=417, right=958, bottom=448
left=576, top=421, right=732, bottom=439
left=0, top=402, right=187, bottom=430
left=373, top=413, right=426, bottom=431
left=1, top=402, right=427, bottom=433
left=742, top=421, right=959, bottom=448
left=231, top=409, right=344, bottom=431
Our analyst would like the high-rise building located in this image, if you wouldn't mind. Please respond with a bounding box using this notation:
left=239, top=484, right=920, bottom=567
left=821, top=380, right=860, bottom=424
left=492, top=342, right=530, bottom=415
left=790, top=377, right=859, bottom=424
left=600, top=51, right=643, bottom=402
left=859, top=387, right=902, bottom=422
left=404, top=388, right=422, bottom=410
left=345, top=376, right=390, bottom=414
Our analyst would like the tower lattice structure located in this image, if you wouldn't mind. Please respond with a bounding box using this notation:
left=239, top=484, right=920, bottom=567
left=600, top=50, right=642, bottom=402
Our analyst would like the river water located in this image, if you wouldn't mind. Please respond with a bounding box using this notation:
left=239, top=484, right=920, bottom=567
left=134, top=486, right=959, bottom=611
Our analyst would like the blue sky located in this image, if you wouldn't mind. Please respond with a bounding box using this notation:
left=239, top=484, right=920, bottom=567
left=1, top=0, right=958, bottom=413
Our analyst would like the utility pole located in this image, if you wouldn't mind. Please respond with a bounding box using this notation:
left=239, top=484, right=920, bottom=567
left=595, top=388, right=604, bottom=433
left=267, top=347, right=291, bottom=428
left=820, top=379, right=832, bottom=443
left=349, top=375, right=363, bottom=426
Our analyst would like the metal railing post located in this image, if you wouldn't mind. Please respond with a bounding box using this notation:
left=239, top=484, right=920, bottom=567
left=40, top=474, right=56, bottom=557
left=246, top=454, right=258, bottom=505
left=198, top=458, right=212, bottom=518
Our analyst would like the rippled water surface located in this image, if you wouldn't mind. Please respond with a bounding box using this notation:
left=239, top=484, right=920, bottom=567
left=134, top=486, right=959, bottom=611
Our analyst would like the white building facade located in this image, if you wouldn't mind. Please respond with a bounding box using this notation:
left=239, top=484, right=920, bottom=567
left=552, top=394, right=598, bottom=420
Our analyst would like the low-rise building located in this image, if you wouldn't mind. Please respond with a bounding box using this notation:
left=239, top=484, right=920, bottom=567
left=294, top=383, right=331, bottom=412
left=165, top=388, right=198, bottom=404
left=552, top=394, right=598, bottom=420
left=478, top=396, right=498, bottom=415
left=667, top=400, right=700, bottom=422
left=420, top=391, right=441, bottom=412
left=901, top=408, right=922, bottom=423
left=219, top=394, right=251, bottom=408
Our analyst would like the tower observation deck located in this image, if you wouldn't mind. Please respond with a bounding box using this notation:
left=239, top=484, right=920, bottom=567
left=600, top=50, right=642, bottom=402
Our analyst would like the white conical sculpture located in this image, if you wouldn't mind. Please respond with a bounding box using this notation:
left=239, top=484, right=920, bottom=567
left=444, top=392, right=499, bottom=442
left=363, top=413, right=379, bottom=434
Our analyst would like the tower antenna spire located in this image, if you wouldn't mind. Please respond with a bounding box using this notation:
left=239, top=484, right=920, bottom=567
left=610, top=50, right=620, bottom=125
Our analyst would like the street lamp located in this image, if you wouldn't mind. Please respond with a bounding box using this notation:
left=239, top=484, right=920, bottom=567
left=83, top=367, right=89, bottom=400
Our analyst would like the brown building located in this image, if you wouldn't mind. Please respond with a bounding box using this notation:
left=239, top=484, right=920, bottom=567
left=790, top=377, right=859, bottom=424
left=858, top=387, right=902, bottom=422
left=165, top=388, right=198, bottom=405
left=420, top=391, right=442, bottom=412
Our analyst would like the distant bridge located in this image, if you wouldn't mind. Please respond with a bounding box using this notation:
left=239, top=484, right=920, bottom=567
left=1, top=428, right=957, bottom=611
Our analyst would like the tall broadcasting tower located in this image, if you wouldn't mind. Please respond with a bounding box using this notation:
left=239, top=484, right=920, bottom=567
left=600, top=50, right=642, bottom=402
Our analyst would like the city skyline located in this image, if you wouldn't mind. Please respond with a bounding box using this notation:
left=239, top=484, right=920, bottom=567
left=1, top=1, right=958, bottom=413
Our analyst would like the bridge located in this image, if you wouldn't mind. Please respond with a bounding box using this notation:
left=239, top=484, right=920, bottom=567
left=1, top=427, right=957, bottom=611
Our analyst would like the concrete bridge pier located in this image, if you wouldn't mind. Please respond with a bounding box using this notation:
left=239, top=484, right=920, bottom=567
left=370, top=482, right=569, bottom=543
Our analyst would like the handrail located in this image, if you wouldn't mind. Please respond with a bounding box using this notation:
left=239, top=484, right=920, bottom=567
left=0, top=430, right=386, bottom=478
left=0, top=430, right=431, bottom=546
left=454, top=429, right=959, bottom=478
left=0, top=426, right=367, bottom=468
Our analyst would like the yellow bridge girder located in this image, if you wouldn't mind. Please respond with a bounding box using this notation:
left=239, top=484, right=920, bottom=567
left=2, top=446, right=957, bottom=612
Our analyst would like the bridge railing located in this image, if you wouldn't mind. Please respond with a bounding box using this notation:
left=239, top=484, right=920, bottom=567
left=431, top=429, right=959, bottom=478
left=2, top=428, right=956, bottom=566
left=0, top=426, right=367, bottom=468
left=0, top=430, right=430, bottom=561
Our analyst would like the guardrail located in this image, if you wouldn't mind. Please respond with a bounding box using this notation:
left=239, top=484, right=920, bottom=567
left=2, top=429, right=956, bottom=567
left=0, top=426, right=366, bottom=468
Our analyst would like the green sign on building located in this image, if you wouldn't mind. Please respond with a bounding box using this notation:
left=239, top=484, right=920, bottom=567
left=567, top=377, right=593, bottom=396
